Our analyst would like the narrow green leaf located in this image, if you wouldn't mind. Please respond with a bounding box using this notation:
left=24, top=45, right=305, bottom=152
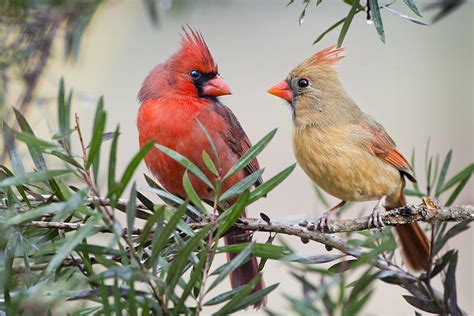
left=205, top=286, right=245, bottom=306
left=217, top=190, right=250, bottom=237
left=343, top=289, right=373, bottom=316
left=249, top=164, right=296, bottom=203
left=218, top=242, right=289, bottom=260
left=166, top=226, right=211, bottom=299
left=46, top=217, right=100, bottom=273
left=155, top=143, right=213, bottom=189
left=220, top=169, right=264, bottom=202
left=86, top=98, right=106, bottom=169
left=215, top=275, right=260, bottom=315
left=223, top=129, right=276, bottom=181
left=403, top=0, right=422, bottom=16
left=445, top=172, right=470, bottom=206
left=314, top=17, right=346, bottom=45
left=2, top=123, right=25, bottom=176
left=440, top=163, right=473, bottom=194
left=202, top=150, right=218, bottom=176
left=176, top=248, right=207, bottom=311
left=328, top=259, right=359, bottom=273
left=369, top=0, right=385, bottom=43
left=57, top=78, right=71, bottom=150
left=231, top=283, right=278, bottom=312
left=435, top=150, right=452, bottom=197
left=47, top=151, right=82, bottom=169
left=338, top=0, right=361, bottom=47
left=182, top=170, right=207, bottom=214
left=108, top=125, right=120, bottom=195
left=146, top=203, right=187, bottom=268
left=111, top=141, right=154, bottom=201
left=196, top=119, right=219, bottom=166
left=208, top=242, right=254, bottom=292
left=127, top=183, right=137, bottom=241
left=0, top=169, right=71, bottom=188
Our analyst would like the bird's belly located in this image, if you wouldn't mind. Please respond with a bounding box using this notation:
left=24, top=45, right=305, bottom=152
left=293, top=128, right=402, bottom=202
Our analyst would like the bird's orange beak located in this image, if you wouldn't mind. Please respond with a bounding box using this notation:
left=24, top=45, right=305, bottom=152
left=202, top=75, right=232, bottom=97
left=267, top=80, right=293, bottom=102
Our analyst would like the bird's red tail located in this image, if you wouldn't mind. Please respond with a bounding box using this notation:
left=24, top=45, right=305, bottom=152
left=393, top=194, right=430, bottom=271
left=223, top=209, right=266, bottom=308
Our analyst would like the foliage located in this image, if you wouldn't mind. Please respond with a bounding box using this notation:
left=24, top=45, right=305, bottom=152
left=0, top=80, right=292, bottom=314
left=288, top=0, right=465, bottom=46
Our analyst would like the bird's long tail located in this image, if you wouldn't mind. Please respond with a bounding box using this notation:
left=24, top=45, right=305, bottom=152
left=392, top=193, right=430, bottom=271
left=224, top=209, right=266, bottom=309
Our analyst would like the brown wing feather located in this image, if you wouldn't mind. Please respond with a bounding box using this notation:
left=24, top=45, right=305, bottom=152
left=213, top=102, right=262, bottom=186
left=359, top=116, right=416, bottom=182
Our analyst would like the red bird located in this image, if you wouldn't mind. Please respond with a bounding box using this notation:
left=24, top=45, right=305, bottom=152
left=137, top=28, right=265, bottom=307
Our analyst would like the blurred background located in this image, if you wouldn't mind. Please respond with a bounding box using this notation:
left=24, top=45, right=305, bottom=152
left=1, top=0, right=472, bottom=314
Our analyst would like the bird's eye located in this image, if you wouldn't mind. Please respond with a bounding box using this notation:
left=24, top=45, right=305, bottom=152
left=297, top=78, right=309, bottom=88
left=189, top=70, right=201, bottom=80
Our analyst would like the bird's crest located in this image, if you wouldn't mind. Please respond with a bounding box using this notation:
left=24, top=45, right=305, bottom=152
left=308, top=45, right=345, bottom=66
left=177, top=25, right=216, bottom=71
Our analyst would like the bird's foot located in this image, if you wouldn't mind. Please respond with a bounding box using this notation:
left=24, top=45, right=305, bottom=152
left=368, top=205, right=385, bottom=229
left=315, top=212, right=332, bottom=233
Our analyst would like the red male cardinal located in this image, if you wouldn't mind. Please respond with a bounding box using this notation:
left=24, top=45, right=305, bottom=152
left=137, top=27, right=266, bottom=306
left=267, top=46, right=429, bottom=271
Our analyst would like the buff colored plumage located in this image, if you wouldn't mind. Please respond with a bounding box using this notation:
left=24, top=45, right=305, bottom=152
left=268, top=46, right=429, bottom=271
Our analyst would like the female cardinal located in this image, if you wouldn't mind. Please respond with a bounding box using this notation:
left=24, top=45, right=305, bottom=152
left=267, top=46, right=429, bottom=271
left=137, top=27, right=265, bottom=306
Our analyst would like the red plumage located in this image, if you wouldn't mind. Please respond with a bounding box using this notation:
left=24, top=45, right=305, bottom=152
left=137, top=27, right=265, bottom=307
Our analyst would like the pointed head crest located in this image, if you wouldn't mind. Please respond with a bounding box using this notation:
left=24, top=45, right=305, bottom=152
left=307, top=45, right=345, bottom=66
left=175, top=26, right=217, bottom=73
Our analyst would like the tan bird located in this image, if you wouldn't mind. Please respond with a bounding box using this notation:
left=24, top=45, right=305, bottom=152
left=267, top=46, right=429, bottom=271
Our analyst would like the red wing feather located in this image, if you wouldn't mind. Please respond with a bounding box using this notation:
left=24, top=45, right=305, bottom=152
left=358, top=118, right=416, bottom=182
left=212, top=102, right=262, bottom=185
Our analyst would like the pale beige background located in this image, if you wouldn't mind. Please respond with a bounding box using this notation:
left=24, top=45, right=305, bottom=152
left=9, top=0, right=473, bottom=314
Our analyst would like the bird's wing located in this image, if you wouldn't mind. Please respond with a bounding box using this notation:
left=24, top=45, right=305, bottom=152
left=212, top=102, right=262, bottom=186
left=358, top=114, right=416, bottom=182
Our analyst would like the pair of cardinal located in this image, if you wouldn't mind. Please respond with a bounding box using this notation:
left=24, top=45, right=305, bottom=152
left=137, top=28, right=429, bottom=308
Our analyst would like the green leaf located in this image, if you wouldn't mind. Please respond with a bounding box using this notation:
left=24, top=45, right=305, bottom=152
left=337, top=0, right=361, bottom=47
left=86, top=97, right=106, bottom=169
left=204, top=286, right=245, bottom=306
left=249, top=164, right=296, bottom=203
left=435, top=150, right=452, bottom=197
left=57, top=78, right=71, bottom=150
left=381, top=4, right=428, bottom=25
left=175, top=248, right=207, bottom=311
left=214, top=275, right=261, bottom=315
left=230, top=283, right=278, bottom=312
left=314, top=17, right=346, bottom=45
left=2, top=123, right=25, bottom=176
left=202, top=150, right=218, bottom=176
left=343, top=289, right=373, bottom=316
left=146, top=203, right=188, bottom=268
left=208, top=242, right=254, bottom=292
left=369, top=0, right=385, bottom=43
left=223, top=128, right=276, bottom=181
left=111, top=141, right=154, bottom=201
left=126, top=183, right=137, bottom=241
left=182, top=170, right=207, bottom=214
left=0, top=169, right=71, bottom=188
left=218, top=243, right=289, bottom=260
left=196, top=119, right=219, bottom=166
left=444, top=251, right=460, bottom=315
left=47, top=151, right=82, bottom=169
left=166, top=226, right=211, bottom=300
left=46, top=216, right=100, bottom=273
left=155, top=143, right=213, bottom=189
left=431, top=249, right=455, bottom=278
left=403, top=0, right=422, bottom=16
left=439, top=163, right=473, bottom=194
left=108, top=125, right=120, bottom=194
left=219, top=169, right=264, bottom=202
left=445, top=172, right=471, bottom=206
left=217, top=190, right=250, bottom=237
